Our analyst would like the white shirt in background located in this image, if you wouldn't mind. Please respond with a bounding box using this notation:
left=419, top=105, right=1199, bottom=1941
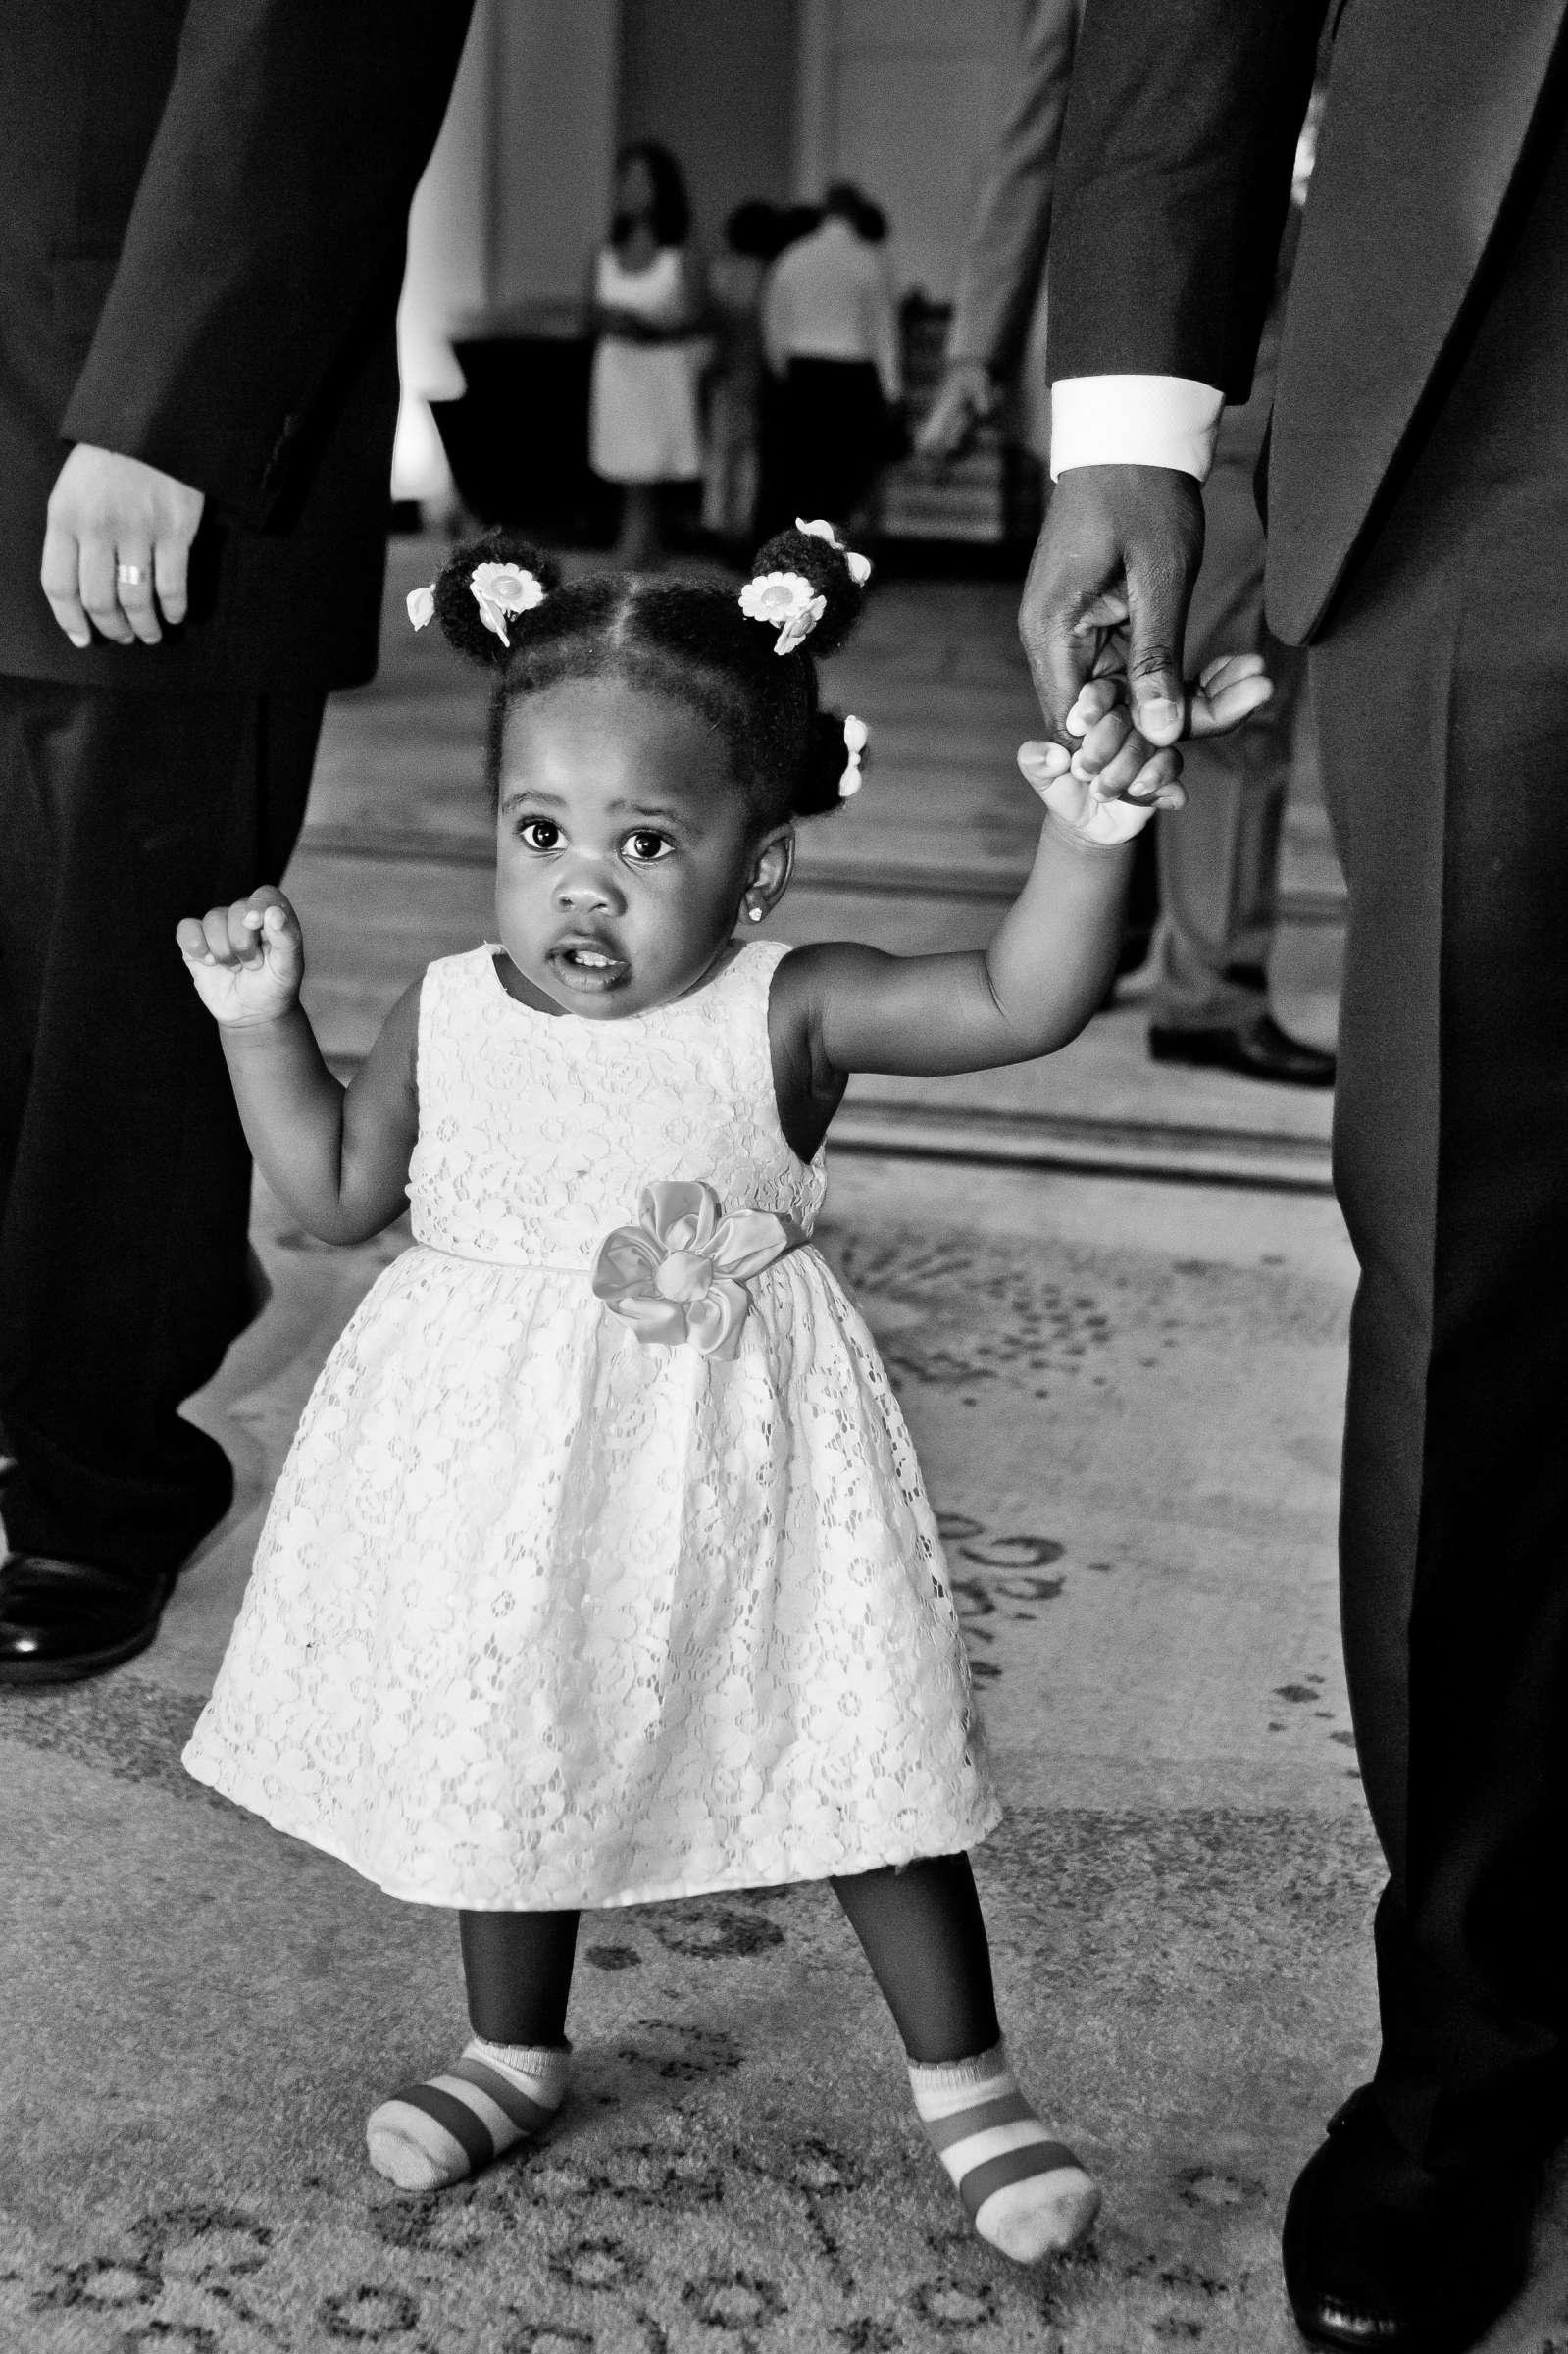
left=764, top=217, right=903, bottom=402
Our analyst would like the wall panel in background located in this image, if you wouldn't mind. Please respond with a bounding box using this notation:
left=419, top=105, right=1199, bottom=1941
left=616, top=0, right=800, bottom=251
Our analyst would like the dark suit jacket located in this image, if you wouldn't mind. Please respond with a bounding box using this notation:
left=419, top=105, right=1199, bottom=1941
left=0, top=0, right=474, bottom=691
left=1044, top=0, right=1568, bottom=642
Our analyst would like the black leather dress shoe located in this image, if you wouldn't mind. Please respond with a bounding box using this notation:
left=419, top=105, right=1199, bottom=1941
left=1149, top=1012, right=1337, bottom=1087
left=0, top=1555, right=172, bottom=1684
left=1282, top=2088, right=1538, bottom=2352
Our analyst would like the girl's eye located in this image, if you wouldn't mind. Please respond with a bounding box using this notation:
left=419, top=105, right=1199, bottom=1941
left=624, top=830, right=674, bottom=864
left=519, top=819, right=560, bottom=850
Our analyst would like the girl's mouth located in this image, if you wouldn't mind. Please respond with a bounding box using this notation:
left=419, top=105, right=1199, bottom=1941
left=550, top=942, right=631, bottom=991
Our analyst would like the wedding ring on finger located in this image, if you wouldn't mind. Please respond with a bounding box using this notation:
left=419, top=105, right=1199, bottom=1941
left=116, top=564, right=148, bottom=588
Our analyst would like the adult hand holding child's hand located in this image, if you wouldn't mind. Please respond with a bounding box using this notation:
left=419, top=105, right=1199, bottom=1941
left=177, top=885, right=303, bottom=1027
left=1019, top=650, right=1276, bottom=845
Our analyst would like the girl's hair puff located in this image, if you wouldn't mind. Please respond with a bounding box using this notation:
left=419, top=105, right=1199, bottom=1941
left=429, top=525, right=871, bottom=830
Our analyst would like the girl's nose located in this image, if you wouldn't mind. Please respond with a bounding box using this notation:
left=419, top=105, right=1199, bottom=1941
left=552, top=855, right=624, bottom=912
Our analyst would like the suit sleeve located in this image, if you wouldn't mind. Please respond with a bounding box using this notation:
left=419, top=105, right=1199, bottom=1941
left=1044, top=0, right=1326, bottom=400
left=60, top=0, right=476, bottom=525
left=947, top=0, right=1080, bottom=376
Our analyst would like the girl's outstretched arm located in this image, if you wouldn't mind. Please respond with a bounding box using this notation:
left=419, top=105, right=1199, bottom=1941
left=774, top=654, right=1270, bottom=1089
left=176, top=884, right=419, bottom=1245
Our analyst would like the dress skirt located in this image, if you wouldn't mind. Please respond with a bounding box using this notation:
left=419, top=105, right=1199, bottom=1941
left=589, top=336, right=704, bottom=485
left=182, top=1237, right=1000, bottom=1911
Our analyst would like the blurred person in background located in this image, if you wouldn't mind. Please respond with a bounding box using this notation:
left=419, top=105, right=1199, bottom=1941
left=588, top=142, right=709, bottom=572
left=701, top=201, right=787, bottom=554
left=920, top=0, right=1333, bottom=1087
left=761, top=181, right=902, bottom=537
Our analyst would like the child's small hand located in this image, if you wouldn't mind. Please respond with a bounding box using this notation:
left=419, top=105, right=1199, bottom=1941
left=176, top=886, right=304, bottom=1027
left=1017, top=684, right=1185, bottom=844
left=1018, top=648, right=1274, bottom=843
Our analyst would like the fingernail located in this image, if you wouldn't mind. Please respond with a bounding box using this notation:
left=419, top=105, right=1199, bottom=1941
left=1139, top=697, right=1181, bottom=736
left=70, top=634, right=90, bottom=648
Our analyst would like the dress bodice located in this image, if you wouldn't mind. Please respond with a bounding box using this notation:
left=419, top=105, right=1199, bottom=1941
left=407, top=941, right=825, bottom=1268
left=596, top=242, right=687, bottom=326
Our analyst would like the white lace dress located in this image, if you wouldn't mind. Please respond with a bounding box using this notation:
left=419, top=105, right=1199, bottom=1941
left=183, top=943, right=1000, bottom=1909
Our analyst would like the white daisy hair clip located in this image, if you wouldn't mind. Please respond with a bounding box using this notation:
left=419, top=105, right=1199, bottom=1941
left=739, top=570, right=826, bottom=655
left=839, top=713, right=869, bottom=798
left=796, top=516, right=873, bottom=588
left=468, top=559, right=546, bottom=646
left=405, top=559, right=548, bottom=646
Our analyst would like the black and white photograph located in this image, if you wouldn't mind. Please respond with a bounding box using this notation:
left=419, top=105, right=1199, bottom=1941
left=2, top=2, right=1565, bottom=2348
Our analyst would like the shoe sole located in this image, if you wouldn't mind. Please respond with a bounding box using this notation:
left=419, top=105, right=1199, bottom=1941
left=0, top=1613, right=164, bottom=1686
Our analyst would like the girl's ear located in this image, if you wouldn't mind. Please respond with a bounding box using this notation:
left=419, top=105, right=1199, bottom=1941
left=745, top=825, right=796, bottom=919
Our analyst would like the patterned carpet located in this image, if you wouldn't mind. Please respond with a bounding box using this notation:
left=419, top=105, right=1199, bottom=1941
left=4, top=1156, right=1565, bottom=2352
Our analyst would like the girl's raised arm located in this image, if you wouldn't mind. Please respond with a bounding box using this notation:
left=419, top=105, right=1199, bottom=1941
left=177, top=885, right=419, bottom=1245
left=781, top=793, right=1133, bottom=1085
left=776, top=657, right=1269, bottom=1086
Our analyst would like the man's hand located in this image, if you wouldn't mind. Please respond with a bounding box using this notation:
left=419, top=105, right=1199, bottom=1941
left=915, top=361, right=995, bottom=467
left=1019, top=464, right=1206, bottom=748
left=41, top=445, right=205, bottom=649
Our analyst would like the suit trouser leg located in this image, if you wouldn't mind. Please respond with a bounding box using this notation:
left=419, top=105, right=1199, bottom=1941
left=1311, top=468, right=1568, bottom=2170
left=1150, top=451, right=1303, bottom=1033
left=0, top=680, right=324, bottom=1586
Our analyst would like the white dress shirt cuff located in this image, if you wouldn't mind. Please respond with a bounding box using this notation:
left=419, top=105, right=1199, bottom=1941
left=1049, top=376, right=1225, bottom=483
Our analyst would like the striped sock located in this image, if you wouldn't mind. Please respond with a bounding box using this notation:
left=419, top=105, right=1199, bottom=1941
left=909, top=2040, right=1100, bottom=2262
left=366, top=2036, right=569, bottom=2192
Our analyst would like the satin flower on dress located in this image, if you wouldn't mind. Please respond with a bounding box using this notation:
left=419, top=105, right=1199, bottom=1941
left=590, top=1181, right=796, bottom=1358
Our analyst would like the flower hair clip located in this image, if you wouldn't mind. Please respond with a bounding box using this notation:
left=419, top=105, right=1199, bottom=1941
left=795, top=517, right=873, bottom=587
left=739, top=570, right=826, bottom=655
left=839, top=713, right=868, bottom=799
left=738, top=521, right=873, bottom=655
left=405, top=560, right=547, bottom=645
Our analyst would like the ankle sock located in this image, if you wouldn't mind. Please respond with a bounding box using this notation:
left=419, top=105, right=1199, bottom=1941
left=366, top=2035, right=569, bottom=2192
left=909, top=2040, right=1100, bottom=2262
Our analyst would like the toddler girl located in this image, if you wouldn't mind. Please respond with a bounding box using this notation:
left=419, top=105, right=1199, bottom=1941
left=179, top=521, right=1260, bottom=2261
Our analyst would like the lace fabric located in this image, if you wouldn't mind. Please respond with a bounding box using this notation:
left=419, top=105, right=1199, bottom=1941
left=184, top=942, right=1000, bottom=1908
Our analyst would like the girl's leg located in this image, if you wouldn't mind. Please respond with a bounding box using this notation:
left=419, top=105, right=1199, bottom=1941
left=366, top=1910, right=579, bottom=2193
left=832, top=1853, right=999, bottom=2063
left=833, top=1855, right=1099, bottom=2263
left=461, top=1906, right=579, bottom=2046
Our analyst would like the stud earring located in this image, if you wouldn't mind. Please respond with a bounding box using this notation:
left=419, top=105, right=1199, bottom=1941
left=747, top=900, right=765, bottom=923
